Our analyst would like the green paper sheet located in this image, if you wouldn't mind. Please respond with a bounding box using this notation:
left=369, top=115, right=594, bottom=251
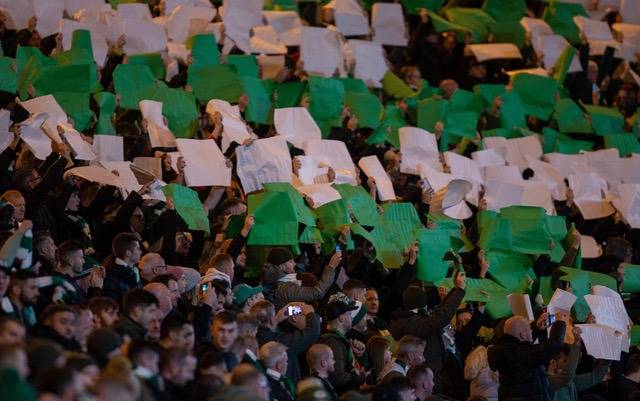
left=93, top=92, right=116, bottom=135
left=584, top=105, right=625, bottom=135
left=484, top=249, right=534, bottom=291
left=382, top=71, right=415, bottom=99
left=482, top=128, right=521, bottom=139
left=186, top=34, right=220, bottom=66
left=248, top=191, right=299, bottom=246
left=162, top=184, right=210, bottom=233
left=263, top=182, right=316, bottom=227
left=333, top=184, right=379, bottom=227
left=437, top=276, right=512, bottom=319
left=542, top=127, right=593, bottom=154
left=344, top=91, right=383, bottom=129
left=473, top=83, right=506, bottom=106
left=308, top=76, right=345, bottom=123
left=604, top=133, right=640, bottom=156
left=427, top=10, right=471, bottom=34
left=444, top=7, right=495, bottom=43
left=113, top=64, right=158, bottom=110
left=444, top=110, right=478, bottom=138
left=227, top=55, right=259, bottom=78
left=53, top=92, right=95, bottom=132
left=275, top=81, right=306, bottom=108
left=152, top=84, right=199, bottom=138
left=554, top=98, right=593, bottom=134
left=416, top=228, right=454, bottom=283
left=543, top=1, right=587, bottom=44
left=559, top=266, right=617, bottom=321
left=632, top=326, right=640, bottom=346
left=33, top=64, right=94, bottom=96
left=621, top=264, right=640, bottom=293
left=498, top=91, right=527, bottom=129
left=417, top=97, right=447, bottom=132
left=482, top=0, right=525, bottom=22
left=402, top=0, right=446, bottom=14
left=339, top=77, right=369, bottom=94
left=187, top=64, right=243, bottom=104
left=512, top=73, right=558, bottom=120
left=128, top=53, right=166, bottom=79
left=0, top=57, right=17, bottom=93
left=489, top=21, right=526, bottom=47
left=240, top=76, right=272, bottom=125
left=314, top=199, right=351, bottom=232
left=551, top=44, right=576, bottom=83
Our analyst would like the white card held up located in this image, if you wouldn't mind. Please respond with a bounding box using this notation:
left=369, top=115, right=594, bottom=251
left=568, top=172, right=615, bottom=219
left=334, top=0, right=369, bottom=37
left=63, top=165, right=123, bottom=187
left=93, top=135, right=124, bottom=162
left=250, top=25, right=287, bottom=55
left=133, top=157, right=162, bottom=179
left=19, top=95, right=67, bottom=141
left=300, top=26, right=343, bottom=78
left=444, top=152, right=484, bottom=184
left=575, top=324, right=623, bottom=361
left=176, top=139, right=231, bottom=187
left=0, top=0, right=34, bottom=30
left=472, top=148, right=506, bottom=168
left=547, top=288, right=577, bottom=314
left=419, top=164, right=452, bottom=192
left=612, top=183, right=640, bottom=229
left=122, top=19, right=167, bottom=54
left=205, top=99, right=251, bottom=152
left=295, top=155, right=329, bottom=186
left=526, top=156, right=567, bottom=201
left=221, top=0, right=263, bottom=54
left=0, top=109, right=10, bottom=133
left=585, top=294, right=629, bottom=333
left=99, top=161, right=142, bottom=193
left=166, top=5, right=216, bottom=44
left=399, top=127, right=439, bottom=176
left=236, top=136, right=292, bottom=194
left=580, top=235, right=602, bottom=258
left=544, top=152, right=588, bottom=178
left=371, top=3, right=407, bottom=47
left=304, top=139, right=357, bottom=185
left=508, top=293, right=534, bottom=322
left=263, top=11, right=302, bottom=47
left=274, top=107, right=321, bottom=150
left=483, top=165, right=522, bottom=182
left=358, top=155, right=396, bottom=202
left=62, top=130, right=96, bottom=161
left=140, top=100, right=169, bottom=130
left=33, top=0, right=64, bottom=38
left=257, top=55, right=286, bottom=80
left=469, top=43, right=522, bottom=62
left=116, top=3, right=152, bottom=21
left=347, top=40, right=388, bottom=88
left=536, top=34, right=582, bottom=73
left=59, top=19, right=109, bottom=67
left=296, top=184, right=342, bottom=208
left=147, top=124, right=177, bottom=149
left=20, top=124, right=52, bottom=160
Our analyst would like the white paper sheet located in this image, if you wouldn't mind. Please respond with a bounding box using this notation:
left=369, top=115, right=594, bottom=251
left=0, top=0, right=34, bottom=30
left=257, top=55, right=286, bottom=79
left=334, top=0, right=369, bottom=37
left=304, top=139, right=357, bottom=185
left=140, top=100, right=169, bottom=130
left=620, top=0, right=640, bottom=25
left=548, top=288, right=577, bottom=314
left=419, top=164, right=452, bottom=192
left=508, top=293, right=534, bottom=321
left=274, top=107, right=322, bottom=150
left=585, top=294, right=628, bottom=333
left=0, top=109, right=10, bottom=133
left=0, top=131, right=11, bottom=153
left=176, top=139, right=231, bottom=187
left=166, top=5, right=216, bottom=44
left=584, top=148, right=622, bottom=188
left=399, top=127, right=439, bottom=175
left=33, top=0, right=64, bottom=37
left=116, top=3, right=152, bottom=21
left=100, top=161, right=142, bottom=192
left=580, top=235, right=602, bottom=258
left=300, top=26, right=343, bottom=77
left=612, top=183, right=640, bottom=228
left=63, top=165, right=123, bottom=187
left=444, top=151, right=483, bottom=184
left=575, top=324, right=623, bottom=361
left=484, top=165, right=522, bottom=182
left=250, top=24, right=287, bottom=55
left=20, top=124, right=51, bottom=160
left=544, top=152, right=588, bottom=178
left=235, top=136, right=292, bottom=194
left=167, top=42, right=191, bottom=64
left=504, top=135, right=544, bottom=172
left=536, top=34, right=582, bottom=73
left=92, top=135, right=123, bottom=162
left=59, top=19, right=109, bottom=67
left=19, top=95, right=67, bottom=142
left=472, top=148, right=506, bottom=168
left=63, top=130, right=96, bottom=161
left=297, top=184, right=342, bottom=208
left=295, top=155, right=329, bottom=186
left=484, top=179, right=554, bottom=213
left=526, top=156, right=568, bottom=201
left=347, top=39, right=388, bottom=88
left=221, top=0, right=262, bottom=53
left=573, top=16, right=614, bottom=41
left=358, top=155, right=396, bottom=202
left=205, top=99, right=251, bottom=152
left=521, top=17, right=554, bottom=43
left=568, top=172, right=608, bottom=201
left=123, top=19, right=166, bottom=54
left=371, top=2, right=407, bottom=47
left=470, top=43, right=522, bottom=62
left=263, top=11, right=302, bottom=47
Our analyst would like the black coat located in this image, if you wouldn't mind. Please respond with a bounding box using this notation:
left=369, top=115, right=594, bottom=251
left=488, top=320, right=566, bottom=401
left=102, top=257, right=141, bottom=304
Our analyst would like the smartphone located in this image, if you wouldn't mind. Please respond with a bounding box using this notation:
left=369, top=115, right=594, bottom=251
left=201, top=283, right=210, bottom=292
left=548, top=313, right=557, bottom=325
left=286, top=305, right=302, bottom=316
left=335, top=244, right=341, bottom=252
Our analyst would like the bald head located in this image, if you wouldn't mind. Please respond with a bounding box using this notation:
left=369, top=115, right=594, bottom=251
left=139, top=253, right=165, bottom=281
left=438, top=79, right=459, bottom=99
left=504, top=316, right=533, bottom=343
left=307, top=343, right=332, bottom=370
left=143, top=283, right=171, bottom=317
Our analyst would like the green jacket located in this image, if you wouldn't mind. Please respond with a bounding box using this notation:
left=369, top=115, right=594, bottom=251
left=548, top=342, right=610, bottom=401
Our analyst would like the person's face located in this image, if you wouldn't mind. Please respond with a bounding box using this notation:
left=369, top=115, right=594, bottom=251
left=281, top=259, right=296, bottom=274
left=66, top=192, right=80, bottom=212
left=167, top=279, right=180, bottom=307
left=252, top=375, right=271, bottom=401
left=399, top=388, right=416, bottom=401
left=456, top=312, right=472, bottom=331
left=178, top=355, right=197, bottom=383
left=346, top=288, right=366, bottom=303
left=341, top=312, right=353, bottom=332
left=364, top=290, right=379, bottom=315
left=66, top=249, right=85, bottom=274
left=38, top=236, right=57, bottom=262
left=227, top=203, right=247, bottom=216
left=77, top=364, right=100, bottom=392
left=172, top=324, right=195, bottom=351
left=15, top=349, right=29, bottom=379
left=8, top=194, right=25, bottom=222
left=97, top=307, right=119, bottom=328
left=19, top=278, right=39, bottom=305
left=0, top=270, right=9, bottom=297
left=127, top=241, right=142, bottom=265
left=0, top=320, right=25, bottom=345
left=146, top=309, right=162, bottom=340
left=211, top=321, right=238, bottom=351
left=443, top=34, right=456, bottom=52
left=326, top=349, right=336, bottom=373
left=236, top=247, right=247, bottom=267
left=407, top=348, right=426, bottom=368
left=134, top=304, right=159, bottom=330
left=48, top=311, right=75, bottom=339
left=383, top=347, right=392, bottom=366
left=74, top=310, right=94, bottom=343
left=129, top=208, right=145, bottom=233
left=175, top=232, right=192, bottom=254
left=26, top=170, right=40, bottom=190
left=422, top=370, right=435, bottom=396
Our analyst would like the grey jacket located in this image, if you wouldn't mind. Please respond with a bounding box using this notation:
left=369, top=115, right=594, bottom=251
left=263, top=263, right=336, bottom=310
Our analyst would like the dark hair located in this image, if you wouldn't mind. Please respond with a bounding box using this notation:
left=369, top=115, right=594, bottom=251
left=522, top=168, right=535, bottom=180
left=0, top=316, right=22, bottom=333
left=33, top=230, right=53, bottom=248
left=40, top=304, right=74, bottom=322
left=56, top=239, right=84, bottom=265
left=65, top=353, right=97, bottom=372
left=407, top=363, right=432, bottom=387
left=343, top=279, right=366, bottom=292
left=213, top=310, right=237, bottom=326
left=220, top=197, right=245, bottom=214
left=627, top=353, right=640, bottom=375
left=127, top=339, right=161, bottom=364
left=159, top=347, right=188, bottom=373
left=122, top=289, right=159, bottom=316
left=151, top=274, right=176, bottom=287
left=198, top=350, right=227, bottom=371
left=10, top=269, right=37, bottom=284
left=88, top=297, right=119, bottom=315
left=37, top=367, right=76, bottom=396
left=112, top=232, right=139, bottom=259
left=160, top=314, right=191, bottom=339
left=374, top=376, right=413, bottom=401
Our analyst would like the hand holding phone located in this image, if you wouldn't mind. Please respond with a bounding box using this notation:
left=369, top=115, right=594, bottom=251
left=286, top=305, right=302, bottom=316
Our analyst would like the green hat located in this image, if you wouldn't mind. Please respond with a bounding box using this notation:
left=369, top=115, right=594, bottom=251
left=233, top=284, right=264, bottom=306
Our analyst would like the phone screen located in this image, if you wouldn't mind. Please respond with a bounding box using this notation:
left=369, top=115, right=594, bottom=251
left=287, top=305, right=302, bottom=316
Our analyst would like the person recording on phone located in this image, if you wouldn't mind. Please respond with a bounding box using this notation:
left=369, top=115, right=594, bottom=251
left=251, top=299, right=321, bottom=382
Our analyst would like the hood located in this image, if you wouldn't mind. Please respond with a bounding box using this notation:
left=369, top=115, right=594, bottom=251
left=263, top=263, right=286, bottom=285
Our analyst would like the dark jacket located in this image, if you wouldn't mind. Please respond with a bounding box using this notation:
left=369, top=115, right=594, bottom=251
left=488, top=320, right=567, bottom=401
left=30, top=323, right=82, bottom=351
left=265, top=370, right=294, bottom=401
left=102, top=257, right=141, bottom=304
left=256, top=312, right=321, bottom=382
left=317, top=328, right=364, bottom=394
left=262, top=263, right=336, bottom=310
left=389, top=287, right=466, bottom=399
left=112, top=314, right=147, bottom=340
